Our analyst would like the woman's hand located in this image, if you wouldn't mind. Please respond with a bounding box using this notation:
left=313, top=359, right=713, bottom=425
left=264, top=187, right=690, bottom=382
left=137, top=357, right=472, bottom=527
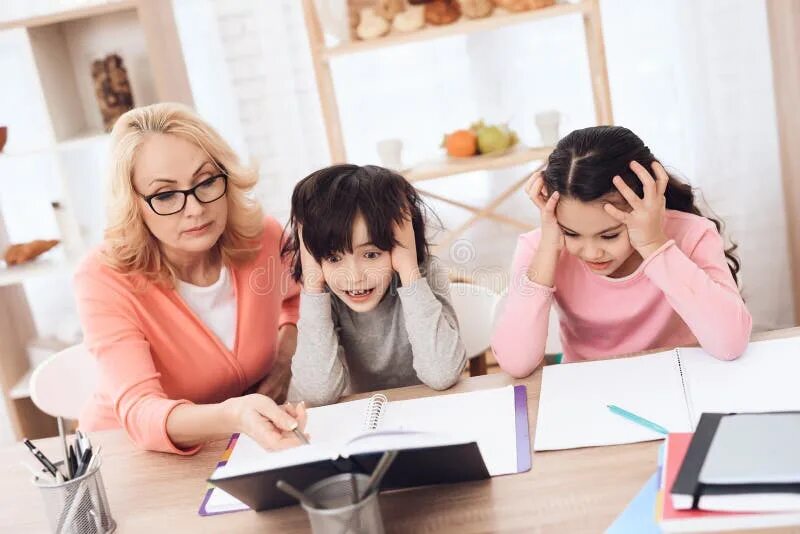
left=525, top=171, right=564, bottom=253
left=222, top=394, right=308, bottom=450
left=603, top=161, right=669, bottom=259
left=391, top=216, right=421, bottom=286
left=298, top=228, right=325, bottom=293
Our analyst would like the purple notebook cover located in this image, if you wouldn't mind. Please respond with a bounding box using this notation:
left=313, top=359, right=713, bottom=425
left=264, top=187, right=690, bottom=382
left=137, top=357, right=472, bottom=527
left=514, top=384, right=532, bottom=473
left=198, top=433, right=241, bottom=516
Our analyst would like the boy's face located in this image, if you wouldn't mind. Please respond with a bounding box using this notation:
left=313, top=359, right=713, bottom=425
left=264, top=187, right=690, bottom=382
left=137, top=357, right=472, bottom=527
left=320, top=214, right=394, bottom=312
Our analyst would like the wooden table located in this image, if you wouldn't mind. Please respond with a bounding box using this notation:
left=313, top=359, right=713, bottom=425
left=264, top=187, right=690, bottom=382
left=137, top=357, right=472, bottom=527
left=3, top=327, right=799, bottom=533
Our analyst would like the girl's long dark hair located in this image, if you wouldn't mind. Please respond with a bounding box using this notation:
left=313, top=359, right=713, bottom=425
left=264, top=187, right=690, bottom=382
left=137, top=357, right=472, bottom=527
left=543, top=126, right=740, bottom=284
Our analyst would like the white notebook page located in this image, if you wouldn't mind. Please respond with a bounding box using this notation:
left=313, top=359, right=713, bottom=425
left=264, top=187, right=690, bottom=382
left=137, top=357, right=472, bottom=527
left=680, top=337, right=800, bottom=426
left=534, top=350, right=692, bottom=451
left=211, top=398, right=374, bottom=480
left=378, top=385, right=519, bottom=476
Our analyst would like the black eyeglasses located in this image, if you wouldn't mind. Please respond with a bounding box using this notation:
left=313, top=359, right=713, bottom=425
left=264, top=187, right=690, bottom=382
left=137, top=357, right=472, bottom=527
left=137, top=174, right=228, bottom=216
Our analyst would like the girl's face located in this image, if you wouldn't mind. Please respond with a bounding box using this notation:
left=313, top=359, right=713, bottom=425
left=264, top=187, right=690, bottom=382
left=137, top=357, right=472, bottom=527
left=556, top=195, right=641, bottom=278
left=320, top=213, right=394, bottom=312
left=132, top=133, right=228, bottom=259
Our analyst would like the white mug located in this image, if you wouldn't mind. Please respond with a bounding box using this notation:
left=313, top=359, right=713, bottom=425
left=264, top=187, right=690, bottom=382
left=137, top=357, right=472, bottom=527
left=535, top=110, right=562, bottom=147
left=376, top=139, right=404, bottom=171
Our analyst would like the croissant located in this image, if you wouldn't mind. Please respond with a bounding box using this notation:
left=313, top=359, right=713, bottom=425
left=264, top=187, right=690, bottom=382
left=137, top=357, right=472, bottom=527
left=374, top=0, right=405, bottom=21
left=424, top=0, right=461, bottom=25
left=3, top=239, right=60, bottom=266
left=356, top=8, right=390, bottom=40
left=393, top=5, right=426, bottom=32
left=460, top=0, right=494, bottom=18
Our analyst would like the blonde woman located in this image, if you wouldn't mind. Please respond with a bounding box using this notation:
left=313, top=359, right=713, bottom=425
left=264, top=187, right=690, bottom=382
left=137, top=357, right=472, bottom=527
left=75, top=103, right=306, bottom=454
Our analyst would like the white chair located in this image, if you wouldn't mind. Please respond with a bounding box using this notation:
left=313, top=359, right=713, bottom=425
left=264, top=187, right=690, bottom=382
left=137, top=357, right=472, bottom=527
left=30, top=344, right=97, bottom=421
left=449, top=282, right=501, bottom=376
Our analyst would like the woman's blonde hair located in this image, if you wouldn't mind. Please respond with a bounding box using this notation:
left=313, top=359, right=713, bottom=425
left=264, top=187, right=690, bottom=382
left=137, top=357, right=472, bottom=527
left=102, top=102, right=263, bottom=286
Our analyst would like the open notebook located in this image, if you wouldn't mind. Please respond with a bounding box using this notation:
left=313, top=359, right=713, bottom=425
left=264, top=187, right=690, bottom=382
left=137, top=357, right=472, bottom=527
left=200, top=384, right=530, bottom=515
left=534, top=337, right=800, bottom=451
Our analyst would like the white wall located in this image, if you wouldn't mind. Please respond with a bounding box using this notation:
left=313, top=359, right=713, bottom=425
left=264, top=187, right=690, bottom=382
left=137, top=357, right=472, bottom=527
left=600, top=0, right=791, bottom=330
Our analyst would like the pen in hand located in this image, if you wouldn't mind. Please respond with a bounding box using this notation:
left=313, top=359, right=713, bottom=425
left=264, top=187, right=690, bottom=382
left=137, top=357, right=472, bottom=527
left=285, top=401, right=309, bottom=445
left=292, top=427, right=310, bottom=445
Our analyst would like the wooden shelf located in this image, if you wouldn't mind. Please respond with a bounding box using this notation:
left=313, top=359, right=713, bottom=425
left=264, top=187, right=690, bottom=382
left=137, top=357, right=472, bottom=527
left=0, top=0, right=137, bottom=31
left=56, top=131, right=110, bottom=152
left=324, top=2, right=588, bottom=59
left=0, top=257, right=73, bottom=288
left=9, top=369, right=33, bottom=400
left=0, top=146, right=53, bottom=159
left=405, top=145, right=552, bottom=182
left=0, top=132, right=108, bottom=159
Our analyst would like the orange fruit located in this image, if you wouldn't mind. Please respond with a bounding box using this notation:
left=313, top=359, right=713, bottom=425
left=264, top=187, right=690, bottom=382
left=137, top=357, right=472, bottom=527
left=444, top=129, right=478, bottom=157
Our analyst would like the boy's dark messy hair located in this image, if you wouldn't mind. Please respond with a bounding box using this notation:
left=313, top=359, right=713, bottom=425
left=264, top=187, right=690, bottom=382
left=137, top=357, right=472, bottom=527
left=281, top=164, right=431, bottom=282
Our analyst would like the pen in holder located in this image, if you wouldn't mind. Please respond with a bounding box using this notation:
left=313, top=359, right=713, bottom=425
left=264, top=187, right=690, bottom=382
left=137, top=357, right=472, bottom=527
left=33, top=457, right=116, bottom=534
left=277, top=450, right=397, bottom=534
left=299, top=473, right=384, bottom=534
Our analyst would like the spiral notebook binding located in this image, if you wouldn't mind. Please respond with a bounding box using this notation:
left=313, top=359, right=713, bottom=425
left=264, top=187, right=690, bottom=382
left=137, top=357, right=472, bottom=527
left=674, top=348, right=694, bottom=430
left=363, top=393, right=388, bottom=431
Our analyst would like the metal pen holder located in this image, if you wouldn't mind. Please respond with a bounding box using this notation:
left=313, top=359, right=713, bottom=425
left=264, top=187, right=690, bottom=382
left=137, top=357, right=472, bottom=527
left=33, top=458, right=116, bottom=534
left=301, top=473, right=385, bottom=534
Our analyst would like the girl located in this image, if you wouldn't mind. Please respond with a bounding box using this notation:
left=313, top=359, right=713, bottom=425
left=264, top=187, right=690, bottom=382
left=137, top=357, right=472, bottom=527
left=283, top=164, right=467, bottom=406
left=492, top=126, right=752, bottom=378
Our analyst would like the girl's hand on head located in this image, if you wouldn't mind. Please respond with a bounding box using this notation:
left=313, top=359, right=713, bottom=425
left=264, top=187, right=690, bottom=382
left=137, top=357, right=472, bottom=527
left=298, top=228, right=326, bottom=293
left=391, top=215, right=421, bottom=286
left=603, top=161, right=669, bottom=259
left=525, top=171, right=564, bottom=252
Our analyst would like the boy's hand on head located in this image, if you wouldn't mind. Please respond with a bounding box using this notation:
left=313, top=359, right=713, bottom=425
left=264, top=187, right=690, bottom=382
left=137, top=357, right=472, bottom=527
left=298, top=228, right=326, bottom=293
left=391, top=216, right=421, bottom=286
left=604, top=161, right=669, bottom=259
left=525, top=171, right=564, bottom=252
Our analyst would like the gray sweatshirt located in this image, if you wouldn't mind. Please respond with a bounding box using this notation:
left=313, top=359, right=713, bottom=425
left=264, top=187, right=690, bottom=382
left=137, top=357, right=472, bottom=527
left=288, top=257, right=467, bottom=406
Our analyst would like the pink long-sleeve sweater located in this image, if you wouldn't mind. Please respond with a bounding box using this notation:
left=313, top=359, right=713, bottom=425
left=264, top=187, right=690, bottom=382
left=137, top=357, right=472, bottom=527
left=491, top=210, right=752, bottom=378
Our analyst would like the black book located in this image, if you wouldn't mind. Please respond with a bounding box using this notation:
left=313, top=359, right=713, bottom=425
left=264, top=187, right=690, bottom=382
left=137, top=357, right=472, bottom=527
left=671, top=411, right=800, bottom=513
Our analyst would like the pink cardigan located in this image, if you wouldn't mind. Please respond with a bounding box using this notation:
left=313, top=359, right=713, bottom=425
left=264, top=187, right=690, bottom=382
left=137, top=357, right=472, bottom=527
left=75, top=217, right=299, bottom=453
left=492, top=210, right=752, bottom=377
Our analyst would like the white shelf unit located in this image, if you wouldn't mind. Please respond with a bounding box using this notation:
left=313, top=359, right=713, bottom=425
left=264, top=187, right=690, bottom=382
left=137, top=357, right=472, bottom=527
left=9, top=369, right=34, bottom=401
left=0, top=0, right=193, bottom=440
left=0, top=256, right=72, bottom=288
left=26, top=6, right=153, bottom=144
left=323, top=1, right=589, bottom=58
left=405, top=145, right=555, bottom=183
left=300, top=0, right=613, bottom=247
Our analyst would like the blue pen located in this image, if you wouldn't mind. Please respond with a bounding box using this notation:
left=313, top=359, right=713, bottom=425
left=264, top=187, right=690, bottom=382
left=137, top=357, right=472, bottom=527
left=607, top=404, right=669, bottom=435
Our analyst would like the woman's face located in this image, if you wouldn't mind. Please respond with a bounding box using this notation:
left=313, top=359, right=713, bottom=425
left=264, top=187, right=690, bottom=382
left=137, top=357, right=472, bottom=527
left=132, top=133, right=228, bottom=259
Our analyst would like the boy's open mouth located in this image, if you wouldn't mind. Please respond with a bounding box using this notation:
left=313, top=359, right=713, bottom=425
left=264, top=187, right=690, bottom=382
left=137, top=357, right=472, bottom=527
left=345, top=288, right=374, bottom=298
